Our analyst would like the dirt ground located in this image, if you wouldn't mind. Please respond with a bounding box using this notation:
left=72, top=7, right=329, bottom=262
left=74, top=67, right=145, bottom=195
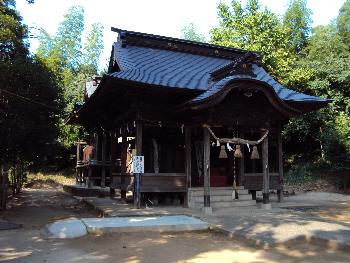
left=1, top=188, right=350, bottom=263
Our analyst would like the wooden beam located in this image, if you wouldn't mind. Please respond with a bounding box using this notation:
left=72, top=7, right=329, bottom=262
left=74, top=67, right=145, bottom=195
left=185, top=126, right=192, bottom=207
left=262, top=133, right=269, bottom=204
left=277, top=130, right=284, bottom=202
left=203, top=126, right=211, bottom=208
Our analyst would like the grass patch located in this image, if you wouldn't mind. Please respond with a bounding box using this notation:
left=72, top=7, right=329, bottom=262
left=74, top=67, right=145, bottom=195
left=26, top=172, right=75, bottom=188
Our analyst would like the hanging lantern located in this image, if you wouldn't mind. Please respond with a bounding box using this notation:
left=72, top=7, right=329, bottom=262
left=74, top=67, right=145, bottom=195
left=250, top=145, right=260, bottom=159
left=219, top=145, right=228, bottom=159
left=234, top=145, right=243, bottom=158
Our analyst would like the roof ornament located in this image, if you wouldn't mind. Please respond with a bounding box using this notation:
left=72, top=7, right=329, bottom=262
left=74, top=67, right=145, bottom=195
left=210, top=51, right=261, bottom=81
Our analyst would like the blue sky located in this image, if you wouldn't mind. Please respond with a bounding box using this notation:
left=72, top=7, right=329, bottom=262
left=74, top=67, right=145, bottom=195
left=17, top=0, right=346, bottom=70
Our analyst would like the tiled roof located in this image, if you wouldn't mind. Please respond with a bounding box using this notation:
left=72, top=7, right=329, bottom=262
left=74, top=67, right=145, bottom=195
left=109, top=42, right=231, bottom=90
left=107, top=30, right=328, bottom=104
left=191, top=65, right=328, bottom=103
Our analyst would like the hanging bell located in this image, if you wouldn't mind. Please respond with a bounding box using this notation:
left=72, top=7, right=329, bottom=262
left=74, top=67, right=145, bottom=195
left=219, top=145, right=228, bottom=159
left=234, top=145, right=243, bottom=158
left=250, top=145, right=260, bottom=159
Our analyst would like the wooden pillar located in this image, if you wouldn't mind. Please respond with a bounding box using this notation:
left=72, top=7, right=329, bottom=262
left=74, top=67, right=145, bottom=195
left=76, top=143, right=81, bottom=184
left=101, top=132, right=107, bottom=188
left=110, top=132, right=117, bottom=196
left=121, top=131, right=127, bottom=200
left=203, top=126, right=211, bottom=211
left=152, top=139, right=159, bottom=173
left=134, top=120, right=143, bottom=208
left=262, top=133, right=269, bottom=204
left=185, top=126, right=192, bottom=207
left=87, top=166, right=93, bottom=188
left=277, top=130, right=284, bottom=202
left=239, top=141, right=245, bottom=187
left=0, top=164, right=9, bottom=210
left=93, top=132, right=100, bottom=161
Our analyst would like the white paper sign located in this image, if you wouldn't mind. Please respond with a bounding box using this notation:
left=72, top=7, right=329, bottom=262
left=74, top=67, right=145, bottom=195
left=132, top=156, right=144, bottom=174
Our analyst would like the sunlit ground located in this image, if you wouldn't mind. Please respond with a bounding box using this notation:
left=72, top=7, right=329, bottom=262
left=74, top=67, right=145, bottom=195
left=1, top=188, right=350, bottom=263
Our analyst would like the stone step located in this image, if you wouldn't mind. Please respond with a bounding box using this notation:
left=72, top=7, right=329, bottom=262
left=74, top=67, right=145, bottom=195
left=191, top=189, right=251, bottom=197
left=231, top=200, right=256, bottom=206
left=192, top=199, right=256, bottom=209
left=189, top=187, right=235, bottom=191
left=237, top=195, right=252, bottom=201
left=192, top=195, right=234, bottom=202
left=236, top=189, right=249, bottom=195
left=192, top=202, right=232, bottom=209
left=190, top=189, right=235, bottom=197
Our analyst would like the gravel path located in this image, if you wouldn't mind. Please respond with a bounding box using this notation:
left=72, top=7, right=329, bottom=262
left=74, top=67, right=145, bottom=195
left=1, top=188, right=350, bottom=262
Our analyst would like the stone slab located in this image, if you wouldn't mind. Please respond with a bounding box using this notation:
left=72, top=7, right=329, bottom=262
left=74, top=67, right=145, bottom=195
left=46, top=218, right=87, bottom=239
left=64, top=185, right=111, bottom=197
left=0, top=220, right=22, bottom=230
left=82, top=215, right=209, bottom=234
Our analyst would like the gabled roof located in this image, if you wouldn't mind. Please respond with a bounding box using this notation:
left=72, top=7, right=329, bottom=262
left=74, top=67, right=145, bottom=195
left=67, top=28, right=329, bottom=125
left=106, top=28, right=328, bottom=108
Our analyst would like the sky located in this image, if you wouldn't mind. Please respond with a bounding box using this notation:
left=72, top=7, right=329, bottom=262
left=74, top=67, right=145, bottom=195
left=16, top=0, right=346, bottom=70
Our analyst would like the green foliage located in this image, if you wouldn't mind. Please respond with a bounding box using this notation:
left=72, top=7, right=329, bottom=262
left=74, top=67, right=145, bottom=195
left=211, top=0, right=295, bottom=79
left=284, top=3, right=350, bottom=173
left=0, top=0, right=61, bottom=168
left=283, top=0, right=312, bottom=54
left=82, top=23, right=104, bottom=71
left=337, top=0, right=350, bottom=46
left=284, top=162, right=317, bottom=185
left=212, top=0, right=350, bottom=176
left=36, top=6, right=84, bottom=73
left=0, top=0, right=28, bottom=60
left=36, top=6, right=104, bottom=152
left=181, top=22, right=206, bottom=42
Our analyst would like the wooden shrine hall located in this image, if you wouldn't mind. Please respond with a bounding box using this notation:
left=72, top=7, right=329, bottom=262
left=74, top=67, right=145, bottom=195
left=68, top=28, right=328, bottom=211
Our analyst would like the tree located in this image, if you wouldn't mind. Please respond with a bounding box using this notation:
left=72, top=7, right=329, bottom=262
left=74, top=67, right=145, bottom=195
left=211, top=0, right=350, bottom=176
left=283, top=0, right=312, bottom=54
left=0, top=0, right=61, bottom=168
left=337, top=0, right=350, bottom=47
left=181, top=22, right=206, bottom=42
left=36, top=6, right=84, bottom=73
left=284, top=16, right=350, bottom=170
left=210, top=0, right=293, bottom=79
left=0, top=0, right=28, bottom=60
left=82, top=22, right=104, bottom=72
left=36, top=6, right=104, bottom=152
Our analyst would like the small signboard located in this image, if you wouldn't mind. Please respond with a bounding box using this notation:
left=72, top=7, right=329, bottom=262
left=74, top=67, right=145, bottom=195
left=132, top=156, right=144, bottom=174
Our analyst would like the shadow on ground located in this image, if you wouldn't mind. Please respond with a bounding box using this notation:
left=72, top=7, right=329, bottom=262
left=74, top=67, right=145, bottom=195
left=1, top=188, right=350, bottom=262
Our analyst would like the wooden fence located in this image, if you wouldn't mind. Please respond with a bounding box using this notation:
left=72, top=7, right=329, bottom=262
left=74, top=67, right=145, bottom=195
left=0, top=163, right=26, bottom=210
